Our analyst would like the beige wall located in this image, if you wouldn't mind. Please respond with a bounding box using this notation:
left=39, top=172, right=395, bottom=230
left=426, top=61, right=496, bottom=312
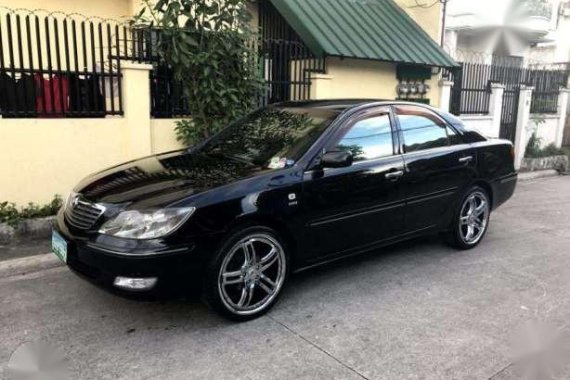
left=0, top=118, right=129, bottom=205
left=311, top=57, right=442, bottom=108
left=312, top=58, right=398, bottom=100
left=0, top=0, right=133, bottom=19
left=395, top=0, right=442, bottom=42
left=151, top=119, right=184, bottom=153
left=0, top=117, right=184, bottom=206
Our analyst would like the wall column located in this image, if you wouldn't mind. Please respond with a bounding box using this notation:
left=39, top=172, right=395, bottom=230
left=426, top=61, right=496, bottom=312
left=488, top=83, right=505, bottom=138
left=121, top=62, right=153, bottom=158
left=310, top=73, right=334, bottom=100
left=513, top=86, right=534, bottom=170
left=438, top=79, right=453, bottom=113
left=555, top=88, right=569, bottom=148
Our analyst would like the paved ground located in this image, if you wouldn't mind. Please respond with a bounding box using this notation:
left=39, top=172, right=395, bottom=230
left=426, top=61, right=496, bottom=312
left=0, top=238, right=51, bottom=261
left=1, top=176, right=570, bottom=380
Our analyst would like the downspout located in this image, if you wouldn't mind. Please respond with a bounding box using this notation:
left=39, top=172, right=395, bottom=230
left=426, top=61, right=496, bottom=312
left=440, top=0, right=448, bottom=47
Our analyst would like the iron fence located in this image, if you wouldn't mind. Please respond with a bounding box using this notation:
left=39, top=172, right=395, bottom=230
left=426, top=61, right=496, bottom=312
left=258, top=39, right=325, bottom=107
left=527, top=68, right=569, bottom=113
left=0, top=8, right=144, bottom=118
left=150, top=67, right=190, bottom=118
left=445, top=62, right=492, bottom=115
left=445, top=59, right=570, bottom=116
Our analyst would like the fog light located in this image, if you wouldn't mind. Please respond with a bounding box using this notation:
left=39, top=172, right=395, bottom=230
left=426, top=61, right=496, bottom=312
left=113, top=277, right=157, bottom=291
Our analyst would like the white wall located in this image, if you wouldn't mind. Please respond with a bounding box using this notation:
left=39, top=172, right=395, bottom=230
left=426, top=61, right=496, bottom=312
left=460, top=115, right=495, bottom=136
left=526, top=115, right=560, bottom=147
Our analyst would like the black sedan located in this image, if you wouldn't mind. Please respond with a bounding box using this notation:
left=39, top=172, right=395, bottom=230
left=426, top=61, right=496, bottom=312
left=52, top=100, right=517, bottom=320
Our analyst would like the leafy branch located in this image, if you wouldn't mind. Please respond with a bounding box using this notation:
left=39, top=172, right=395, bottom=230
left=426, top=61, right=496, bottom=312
left=133, top=0, right=264, bottom=145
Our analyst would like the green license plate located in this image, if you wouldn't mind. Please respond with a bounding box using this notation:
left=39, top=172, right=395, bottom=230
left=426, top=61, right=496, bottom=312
left=52, top=230, right=68, bottom=263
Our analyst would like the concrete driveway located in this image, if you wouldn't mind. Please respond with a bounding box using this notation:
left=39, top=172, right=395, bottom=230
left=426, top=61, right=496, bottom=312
left=1, top=176, right=570, bottom=380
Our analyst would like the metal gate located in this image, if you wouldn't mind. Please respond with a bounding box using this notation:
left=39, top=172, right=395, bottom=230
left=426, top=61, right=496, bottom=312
left=499, top=88, right=520, bottom=143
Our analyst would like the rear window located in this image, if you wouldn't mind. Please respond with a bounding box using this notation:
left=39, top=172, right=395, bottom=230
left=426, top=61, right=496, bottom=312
left=438, top=110, right=487, bottom=142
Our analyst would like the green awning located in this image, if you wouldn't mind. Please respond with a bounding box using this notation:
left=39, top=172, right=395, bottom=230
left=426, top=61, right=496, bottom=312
left=269, top=0, right=458, bottom=68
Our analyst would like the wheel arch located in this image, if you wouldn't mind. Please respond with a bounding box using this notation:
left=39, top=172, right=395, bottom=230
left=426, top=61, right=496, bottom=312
left=470, top=180, right=494, bottom=209
left=225, top=214, right=300, bottom=269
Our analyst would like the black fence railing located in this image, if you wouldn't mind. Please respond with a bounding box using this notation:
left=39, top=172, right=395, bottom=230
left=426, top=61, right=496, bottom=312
left=256, top=0, right=325, bottom=108
left=0, top=9, right=140, bottom=118
left=259, top=39, right=325, bottom=107
left=445, top=62, right=492, bottom=115
left=445, top=59, right=569, bottom=116
left=148, top=38, right=325, bottom=118
left=150, top=67, right=190, bottom=118
left=527, top=67, right=569, bottom=113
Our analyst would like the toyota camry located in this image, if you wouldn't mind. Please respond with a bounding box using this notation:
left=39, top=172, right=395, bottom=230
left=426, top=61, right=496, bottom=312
left=52, top=100, right=517, bottom=320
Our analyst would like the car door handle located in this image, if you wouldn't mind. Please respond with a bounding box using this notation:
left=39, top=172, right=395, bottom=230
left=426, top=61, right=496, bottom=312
left=459, top=156, right=473, bottom=164
left=385, top=170, right=404, bottom=180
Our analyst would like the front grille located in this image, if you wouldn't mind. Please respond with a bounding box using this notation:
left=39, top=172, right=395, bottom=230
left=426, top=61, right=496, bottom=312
left=65, top=197, right=106, bottom=230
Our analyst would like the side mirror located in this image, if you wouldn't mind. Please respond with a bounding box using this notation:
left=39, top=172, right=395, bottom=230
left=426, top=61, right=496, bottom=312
left=321, top=151, right=353, bottom=168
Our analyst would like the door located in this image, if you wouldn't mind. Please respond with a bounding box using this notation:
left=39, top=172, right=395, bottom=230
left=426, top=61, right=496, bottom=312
left=500, top=88, right=520, bottom=143
left=300, top=108, right=407, bottom=262
left=393, top=105, right=477, bottom=233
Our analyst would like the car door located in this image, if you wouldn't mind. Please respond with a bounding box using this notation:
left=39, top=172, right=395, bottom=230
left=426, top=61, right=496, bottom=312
left=393, top=104, right=477, bottom=233
left=300, top=107, right=407, bottom=262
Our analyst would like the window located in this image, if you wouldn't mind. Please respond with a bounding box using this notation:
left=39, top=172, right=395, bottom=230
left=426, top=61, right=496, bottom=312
left=335, top=114, right=393, bottom=162
left=395, top=105, right=455, bottom=153
left=201, top=107, right=338, bottom=168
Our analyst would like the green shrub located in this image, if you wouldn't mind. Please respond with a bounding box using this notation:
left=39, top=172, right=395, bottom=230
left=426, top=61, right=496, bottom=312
left=134, top=0, right=264, bottom=146
left=0, top=195, right=63, bottom=228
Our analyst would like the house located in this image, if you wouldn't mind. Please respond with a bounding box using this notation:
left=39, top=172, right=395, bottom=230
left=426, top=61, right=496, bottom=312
left=444, top=0, right=560, bottom=63
left=442, top=0, right=570, bottom=168
left=0, top=0, right=455, bottom=205
left=528, top=0, right=570, bottom=64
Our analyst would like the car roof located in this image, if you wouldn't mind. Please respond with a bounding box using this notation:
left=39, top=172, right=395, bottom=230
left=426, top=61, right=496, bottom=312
left=272, top=99, right=438, bottom=113
left=273, top=99, right=386, bottom=112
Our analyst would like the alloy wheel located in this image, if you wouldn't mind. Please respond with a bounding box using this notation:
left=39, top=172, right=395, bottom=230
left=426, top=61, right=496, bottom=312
left=459, top=191, right=489, bottom=245
left=217, top=234, right=286, bottom=316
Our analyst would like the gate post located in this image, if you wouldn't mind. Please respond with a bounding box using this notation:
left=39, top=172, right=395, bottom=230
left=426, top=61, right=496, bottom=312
left=555, top=88, right=569, bottom=148
left=121, top=62, right=154, bottom=158
left=513, top=86, right=534, bottom=170
left=489, top=83, right=505, bottom=138
left=438, top=79, right=454, bottom=113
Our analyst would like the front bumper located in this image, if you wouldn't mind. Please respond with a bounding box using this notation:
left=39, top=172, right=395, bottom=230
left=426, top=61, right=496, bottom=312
left=53, top=214, right=207, bottom=298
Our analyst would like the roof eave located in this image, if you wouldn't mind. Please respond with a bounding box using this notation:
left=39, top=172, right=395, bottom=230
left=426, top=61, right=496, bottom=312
left=326, top=54, right=459, bottom=69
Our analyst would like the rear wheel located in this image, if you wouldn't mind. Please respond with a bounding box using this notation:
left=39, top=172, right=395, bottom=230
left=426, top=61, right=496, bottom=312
left=446, top=186, right=491, bottom=250
left=203, top=226, right=288, bottom=321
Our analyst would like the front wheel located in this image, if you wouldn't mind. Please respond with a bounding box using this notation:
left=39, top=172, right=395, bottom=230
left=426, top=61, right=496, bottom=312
left=446, top=186, right=491, bottom=250
left=203, top=226, right=288, bottom=321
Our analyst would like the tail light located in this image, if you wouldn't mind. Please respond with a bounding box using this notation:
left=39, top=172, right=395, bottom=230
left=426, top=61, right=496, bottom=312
left=510, top=145, right=515, bottom=162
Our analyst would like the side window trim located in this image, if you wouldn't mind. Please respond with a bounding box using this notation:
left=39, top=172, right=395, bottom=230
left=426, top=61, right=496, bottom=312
left=325, top=107, right=398, bottom=163
left=392, top=104, right=464, bottom=155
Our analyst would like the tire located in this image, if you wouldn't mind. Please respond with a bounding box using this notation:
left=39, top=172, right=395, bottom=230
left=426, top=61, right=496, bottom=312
left=445, top=186, right=491, bottom=250
left=203, top=226, right=289, bottom=321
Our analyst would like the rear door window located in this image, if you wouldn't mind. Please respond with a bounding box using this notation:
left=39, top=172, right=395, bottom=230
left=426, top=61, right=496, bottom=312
left=395, top=105, right=456, bottom=153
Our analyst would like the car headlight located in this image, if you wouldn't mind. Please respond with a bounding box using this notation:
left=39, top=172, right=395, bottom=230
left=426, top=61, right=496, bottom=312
left=99, top=207, right=195, bottom=239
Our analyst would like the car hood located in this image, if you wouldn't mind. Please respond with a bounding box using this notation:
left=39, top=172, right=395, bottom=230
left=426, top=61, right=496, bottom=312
left=74, top=150, right=268, bottom=208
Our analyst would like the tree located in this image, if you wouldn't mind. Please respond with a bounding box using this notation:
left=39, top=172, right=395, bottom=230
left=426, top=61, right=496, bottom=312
left=134, top=0, right=263, bottom=145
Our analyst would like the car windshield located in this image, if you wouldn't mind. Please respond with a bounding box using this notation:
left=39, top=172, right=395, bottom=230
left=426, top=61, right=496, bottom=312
left=200, top=107, right=339, bottom=169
